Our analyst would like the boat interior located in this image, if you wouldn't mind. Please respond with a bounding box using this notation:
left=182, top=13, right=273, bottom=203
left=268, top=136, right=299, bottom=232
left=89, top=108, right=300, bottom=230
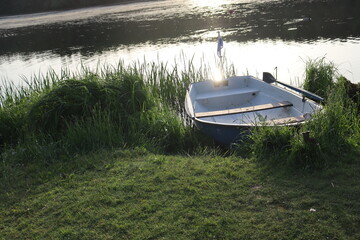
left=187, top=76, right=321, bottom=126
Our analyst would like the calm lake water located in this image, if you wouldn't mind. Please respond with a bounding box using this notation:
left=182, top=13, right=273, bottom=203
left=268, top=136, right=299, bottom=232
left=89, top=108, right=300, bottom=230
left=1, top=0, right=360, bottom=87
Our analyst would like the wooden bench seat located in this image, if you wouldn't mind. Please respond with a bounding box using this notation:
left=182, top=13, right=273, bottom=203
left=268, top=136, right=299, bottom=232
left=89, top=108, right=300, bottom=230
left=195, top=101, right=293, bottom=118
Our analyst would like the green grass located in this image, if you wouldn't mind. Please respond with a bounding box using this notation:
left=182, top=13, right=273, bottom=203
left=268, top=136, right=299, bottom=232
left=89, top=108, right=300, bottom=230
left=303, top=57, right=336, bottom=100
left=1, top=58, right=360, bottom=239
left=0, top=61, right=216, bottom=156
left=1, top=148, right=359, bottom=239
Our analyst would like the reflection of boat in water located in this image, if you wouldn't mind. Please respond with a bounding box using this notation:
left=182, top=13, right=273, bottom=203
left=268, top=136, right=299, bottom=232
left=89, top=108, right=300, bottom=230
left=185, top=73, right=323, bottom=146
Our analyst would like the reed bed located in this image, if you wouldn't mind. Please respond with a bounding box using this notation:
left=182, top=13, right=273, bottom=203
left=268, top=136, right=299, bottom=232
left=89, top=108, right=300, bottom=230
left=0, top=59, right=234, bottom=170
left=0, top=57, right=358, bottom=174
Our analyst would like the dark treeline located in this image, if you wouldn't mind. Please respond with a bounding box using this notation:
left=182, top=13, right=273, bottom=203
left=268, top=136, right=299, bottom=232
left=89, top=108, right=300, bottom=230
left=0, top=0, right=142, bottom=16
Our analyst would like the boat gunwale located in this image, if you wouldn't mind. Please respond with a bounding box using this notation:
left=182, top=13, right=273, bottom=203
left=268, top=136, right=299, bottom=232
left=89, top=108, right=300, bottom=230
left=193, top=115, right=307, bottom=127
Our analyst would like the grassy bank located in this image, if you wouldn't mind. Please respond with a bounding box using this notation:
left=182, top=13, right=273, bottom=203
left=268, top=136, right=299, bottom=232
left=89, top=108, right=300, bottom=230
left=0, top=60, right=224, bottom=192
left=1, top=149, right=359, bottom=239
left=1, top=58, right=359, bottom=239
left=0, top=61, right=214, bottom=155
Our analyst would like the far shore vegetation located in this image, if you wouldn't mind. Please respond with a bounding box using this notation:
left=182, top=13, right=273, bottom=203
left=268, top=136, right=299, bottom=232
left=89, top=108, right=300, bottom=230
left=1, top=58, right=359, bottom=239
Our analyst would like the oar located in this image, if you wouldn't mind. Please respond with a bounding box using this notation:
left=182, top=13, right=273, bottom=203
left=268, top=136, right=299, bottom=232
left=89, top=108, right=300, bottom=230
left=262, top=72, right=324, bottom=102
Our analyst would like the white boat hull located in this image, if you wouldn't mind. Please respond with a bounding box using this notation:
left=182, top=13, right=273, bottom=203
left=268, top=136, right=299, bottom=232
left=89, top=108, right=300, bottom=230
left=185, top=75, right=322, bottom=146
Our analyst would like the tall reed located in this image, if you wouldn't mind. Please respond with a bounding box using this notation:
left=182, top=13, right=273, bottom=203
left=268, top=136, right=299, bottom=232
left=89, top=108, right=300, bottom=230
left=303, top=57, right=336, bottom=99
left=1, top=58, right=228, bottom=167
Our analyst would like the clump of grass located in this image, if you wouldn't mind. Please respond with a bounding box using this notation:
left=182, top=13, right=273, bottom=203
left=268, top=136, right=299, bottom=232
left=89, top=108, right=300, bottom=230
left=0, top=59, right=224, bottom=192
left=303, top=57, right=336, bottom=99
left=249, top=125, right=295, bottom=164
left=0, top=69, right=70, bottom=149
left=0, top=102, right=27, bottom=147
left=27, top=71, right=153, bottom=134
left=291, top=78, right=359, bottom=167
left=0, top=59, right=222, bottom=170
left=62, top=110, right=125, bottom=154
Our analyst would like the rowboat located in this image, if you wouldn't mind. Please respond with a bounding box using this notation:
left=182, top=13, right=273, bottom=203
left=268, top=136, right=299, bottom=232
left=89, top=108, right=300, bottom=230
left=185, top=73, right=323, bottom=146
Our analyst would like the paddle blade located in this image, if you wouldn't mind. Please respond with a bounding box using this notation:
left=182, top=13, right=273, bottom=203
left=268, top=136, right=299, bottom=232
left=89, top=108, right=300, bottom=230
left=263, top=72, right=276, bottom=83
